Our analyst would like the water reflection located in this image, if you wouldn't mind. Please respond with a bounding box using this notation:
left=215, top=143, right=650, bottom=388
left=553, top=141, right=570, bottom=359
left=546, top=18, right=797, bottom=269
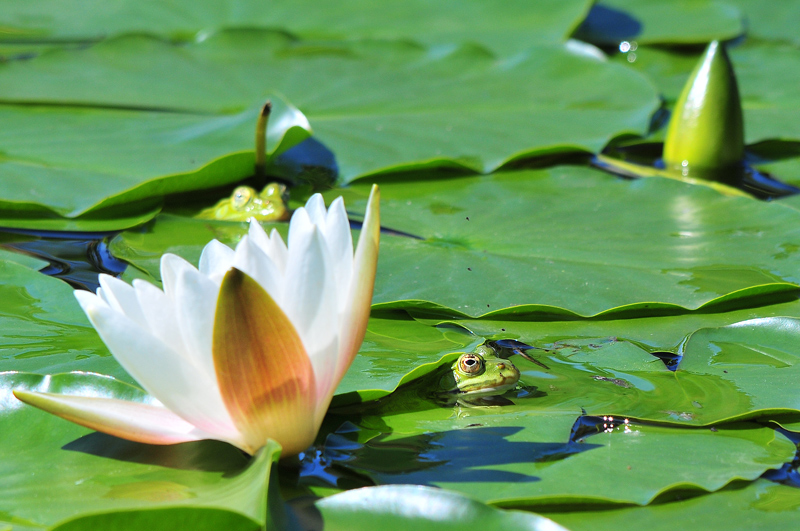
left=0, top=230, right=127, bottom=291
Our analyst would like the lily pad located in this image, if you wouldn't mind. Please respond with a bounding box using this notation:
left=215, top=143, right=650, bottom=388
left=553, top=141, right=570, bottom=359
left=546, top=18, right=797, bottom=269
left=314, top=485, right=569, bottom=531
left=0, top=259, right=127, bottom=379
left=428, top=293, right=800, bottom=357
left=318, top=406, right=794, bottom=507
left=0, top=372, right=278, bottom=530
left=678, top=317, right=800, bottom=415
left=331, top=166, right=800, bottom=317
left=0, top=29, right=658, bottom=216
left=0, top=99, right=310, bottom=219
left=0, top=0, right=592, bottom=56
left=420, top=313, right=800, bottom=425
left=547, top=479, right=800, bottom=531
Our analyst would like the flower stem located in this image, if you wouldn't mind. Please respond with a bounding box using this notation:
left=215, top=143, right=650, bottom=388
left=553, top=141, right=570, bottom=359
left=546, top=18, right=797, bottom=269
left=255, top=101, right=272, bottom=181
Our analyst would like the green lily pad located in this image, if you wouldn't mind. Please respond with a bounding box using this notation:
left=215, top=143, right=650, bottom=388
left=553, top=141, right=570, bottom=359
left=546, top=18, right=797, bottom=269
left=679, top=317, right=800, bottom=415
left=423, top=313, right=800, bottom=425
left=112, top=167, right=800, bottom=318
left=0, top=248, right=47, bottom=271
left=0, top=29, right=658, bottom=215
left=0, top=98, right=309, bottom=219
left=0, top=372, right=278, bottom=530
left=0, top=0, right=592, bottom=57
left=574, top=0, right=743, bottom=46
left=315, top=485, right=569, bottom=531
left=319, top=406, right=794, bottom=507
left=428, top=294, right=800, bottom=357
left=0, top=259, right=127, bottom=379
left=331, top=166, right=800, bottom=317
left=547, top=479, right=800, bottom=531
left=727, top=0, right=800, bottom=45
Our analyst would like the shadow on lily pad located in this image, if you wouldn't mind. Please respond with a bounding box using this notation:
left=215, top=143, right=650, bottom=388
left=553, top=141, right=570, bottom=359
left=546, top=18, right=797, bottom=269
left=314, top=425, right=600, bottom=487
left=63, top=433, right=250, bottom=475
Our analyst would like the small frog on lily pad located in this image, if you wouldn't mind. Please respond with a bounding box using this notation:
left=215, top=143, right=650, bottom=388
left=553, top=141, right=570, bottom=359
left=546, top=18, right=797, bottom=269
left=196, top=183, right=290, bottom=222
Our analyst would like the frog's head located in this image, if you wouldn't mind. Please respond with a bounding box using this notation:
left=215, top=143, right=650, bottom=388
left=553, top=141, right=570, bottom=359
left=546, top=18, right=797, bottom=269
left=197, top=183, right=290, bottom=222
left=438, top=344, right=520, bottom=398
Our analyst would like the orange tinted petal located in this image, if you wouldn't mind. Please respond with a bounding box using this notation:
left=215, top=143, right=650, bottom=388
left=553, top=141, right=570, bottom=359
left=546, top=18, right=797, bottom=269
left=213, top=268, right=317, bottom=455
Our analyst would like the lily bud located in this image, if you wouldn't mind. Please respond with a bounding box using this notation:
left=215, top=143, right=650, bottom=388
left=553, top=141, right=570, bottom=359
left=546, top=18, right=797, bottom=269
left=663, top=40, right=745, bottom=181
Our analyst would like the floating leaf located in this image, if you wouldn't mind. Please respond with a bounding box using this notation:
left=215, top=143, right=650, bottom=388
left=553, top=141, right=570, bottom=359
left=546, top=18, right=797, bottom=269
left=0, top=29, right=658, bottom=217
left=547, top=479, right=800, bottom=531
left=0, top=372, right=278, bottom=530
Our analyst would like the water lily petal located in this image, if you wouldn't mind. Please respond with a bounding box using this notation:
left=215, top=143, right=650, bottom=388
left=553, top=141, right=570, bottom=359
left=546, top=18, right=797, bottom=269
left=337, top=184, right=380, bottom=384
left=160, top=253, right=195, bottom=299
left=75, top=290, right=238, bottom=437
left=97, top=275, right=148, bottom=329
left=173, top=265, right=219, bottom=373
left=132, top=279, right=185, bottom=356
left=214, top=268, right=317, bottom=455
left=199, top=239, right=235, bottom=282
left=304, top=193, right=327, bottom=226
left=13, top=390, right=207, bottom=445
left=323, top=197, right=354, bottom=307
left=268, top=228, right=289, bottom=275
left=233, top=235, right=282, bottom=302
left=284, top=218, right=339, bottom=383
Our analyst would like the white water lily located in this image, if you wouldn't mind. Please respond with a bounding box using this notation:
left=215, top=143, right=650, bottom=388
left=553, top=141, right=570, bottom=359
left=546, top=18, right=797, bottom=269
left=14, top=185, right=380, bottom=456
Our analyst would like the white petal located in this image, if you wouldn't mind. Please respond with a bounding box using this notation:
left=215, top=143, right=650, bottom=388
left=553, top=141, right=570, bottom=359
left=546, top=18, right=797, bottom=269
left=160, top=253, right=196, bottom=299
left=97, top=275, right=148, bottom=329
left=321, top=197, right=354, bottom=307
left=304, top=193, right=327, bottom=226
left=268, top=229, right=288, bottom=275
left=198, top=239, right=235, bottom=282
left=232, top=236, right=283, bottom=303
left=284, top=223, right=340, bottom=385
left=173, top=265, right=219, bottom=381
left=75, top=293, right=238, bottom=437
left=132, top=279, right=185, bottom=356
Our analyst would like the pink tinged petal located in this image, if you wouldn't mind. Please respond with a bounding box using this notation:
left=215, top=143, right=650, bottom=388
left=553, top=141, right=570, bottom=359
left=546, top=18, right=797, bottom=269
left=198, top=239, right=235, bottom=281
left=97, top=275, right=148, bottom=329
left=13, top=390, right=205, bottom=446
left=213, top=268, right=318, bottom=456
left=75, top=292, right=238, bottom=437
left=337, top=184, right=380, bottom=385
left=232, top=236, right=283, bottom=302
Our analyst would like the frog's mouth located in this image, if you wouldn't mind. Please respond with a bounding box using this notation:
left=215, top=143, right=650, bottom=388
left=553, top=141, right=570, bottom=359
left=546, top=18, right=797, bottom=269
left=456, top=373, right=519, bottom=396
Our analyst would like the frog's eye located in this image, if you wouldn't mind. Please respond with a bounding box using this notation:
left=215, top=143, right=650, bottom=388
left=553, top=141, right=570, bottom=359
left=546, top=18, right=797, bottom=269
left=232, top=186, right=254, bottom=210
left=458, top=354, right=484, bottom=374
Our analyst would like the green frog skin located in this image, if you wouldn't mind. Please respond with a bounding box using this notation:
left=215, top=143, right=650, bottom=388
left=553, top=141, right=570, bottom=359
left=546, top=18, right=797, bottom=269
left=197, top=183, right=290, bottom=222
left=435, top=343, right=521, bottom=406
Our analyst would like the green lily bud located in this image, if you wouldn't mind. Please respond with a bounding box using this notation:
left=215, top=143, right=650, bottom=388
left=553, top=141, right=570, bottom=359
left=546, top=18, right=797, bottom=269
left=663, top=41, right=744, bottom=181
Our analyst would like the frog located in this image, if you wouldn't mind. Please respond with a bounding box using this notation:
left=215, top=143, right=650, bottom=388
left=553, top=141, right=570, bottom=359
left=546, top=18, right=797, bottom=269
left=434, top=343, right=521, bottom=406
left=196, top=182, right=290, bottom=222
